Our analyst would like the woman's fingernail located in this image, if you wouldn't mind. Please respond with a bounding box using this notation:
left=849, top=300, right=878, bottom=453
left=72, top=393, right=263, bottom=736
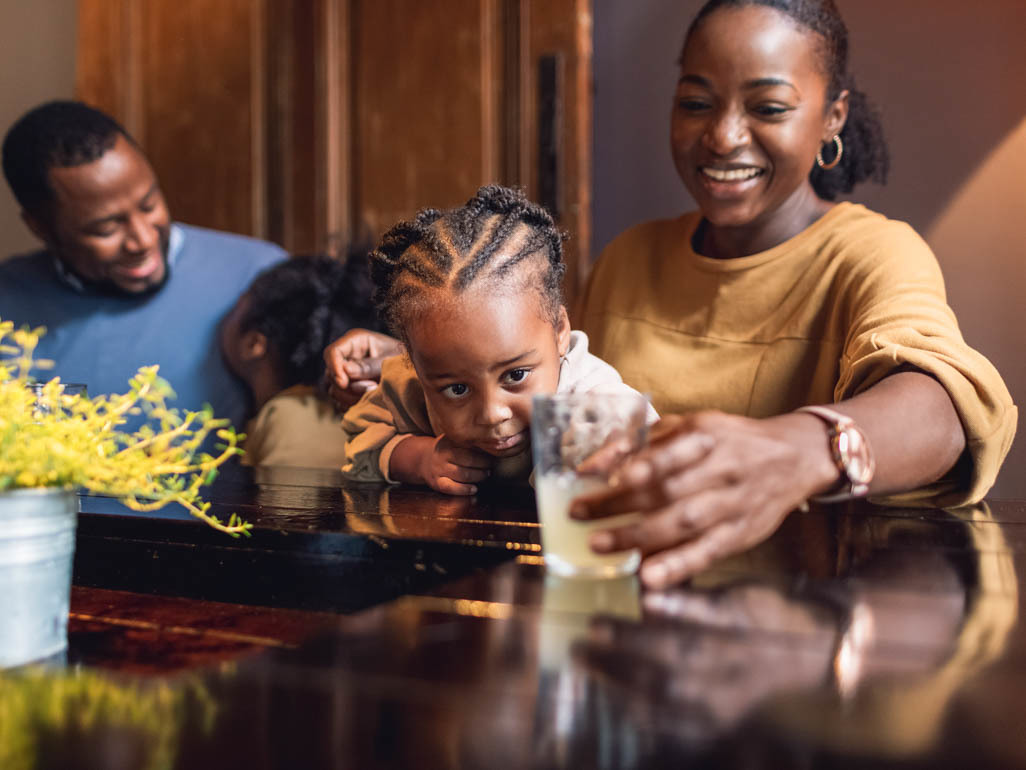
left=469, top=486, right=478, bottom=495
left=569, top=503, right=587, bottom=520
left=590, top=531, right=614, bottom=552
left=641, top=562, right=668, bottom=587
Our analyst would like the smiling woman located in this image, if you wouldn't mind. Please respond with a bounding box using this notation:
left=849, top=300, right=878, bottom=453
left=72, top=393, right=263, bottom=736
left=571, top=0, right=1017, bottom=588
left=669, top=2, right=881, bottom=256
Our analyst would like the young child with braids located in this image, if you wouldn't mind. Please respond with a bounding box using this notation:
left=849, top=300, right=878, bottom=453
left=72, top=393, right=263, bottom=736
left=341, top=184, right=657, bottom=495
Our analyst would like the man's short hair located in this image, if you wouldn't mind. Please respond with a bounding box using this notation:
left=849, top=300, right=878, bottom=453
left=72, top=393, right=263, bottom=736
left=2, top=100, right=132, bottom=218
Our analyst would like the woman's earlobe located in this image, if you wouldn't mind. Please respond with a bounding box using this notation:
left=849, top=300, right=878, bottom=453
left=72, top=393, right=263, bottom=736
left=825, top=89, right=851, bottom=140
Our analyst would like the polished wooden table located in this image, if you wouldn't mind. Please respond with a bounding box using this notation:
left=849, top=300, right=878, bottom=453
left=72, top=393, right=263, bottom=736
left=7, top=463, right=1026, bottom=768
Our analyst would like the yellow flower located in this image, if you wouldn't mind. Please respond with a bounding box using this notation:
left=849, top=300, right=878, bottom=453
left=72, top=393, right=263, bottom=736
left=0, top=320, right=250, bottom=537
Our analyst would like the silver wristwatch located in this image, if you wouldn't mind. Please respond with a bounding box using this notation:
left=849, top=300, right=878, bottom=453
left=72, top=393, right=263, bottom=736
left=796, top=405, right=875, bottom=502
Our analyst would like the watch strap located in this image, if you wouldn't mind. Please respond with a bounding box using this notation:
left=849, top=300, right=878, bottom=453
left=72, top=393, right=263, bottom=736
left=796, top=405, right=875, bottom=502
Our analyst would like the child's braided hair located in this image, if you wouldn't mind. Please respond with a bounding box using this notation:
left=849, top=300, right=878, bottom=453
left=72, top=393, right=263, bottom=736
left=369, top=184, right=566, bottom=341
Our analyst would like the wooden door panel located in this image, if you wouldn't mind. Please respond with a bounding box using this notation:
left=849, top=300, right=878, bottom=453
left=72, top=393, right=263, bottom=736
left=348, top=0, right=501, bottom=241
left=524, top=0, right=592, bottom=301
left=77, top=0, right=592, bottom=299
left=140, top=0, right=265, bottom=237
left=75, top=1, right=129, bottom=123
left=77, top=0, right=265, bottom=239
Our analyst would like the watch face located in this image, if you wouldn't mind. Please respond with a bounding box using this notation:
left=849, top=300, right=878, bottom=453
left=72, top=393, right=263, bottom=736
left=836, top=428, right=874, bottom=484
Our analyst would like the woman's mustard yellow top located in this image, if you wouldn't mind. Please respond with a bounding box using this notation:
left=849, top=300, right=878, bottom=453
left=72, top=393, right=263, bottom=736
left=579, top=202, right=1016, bottom=506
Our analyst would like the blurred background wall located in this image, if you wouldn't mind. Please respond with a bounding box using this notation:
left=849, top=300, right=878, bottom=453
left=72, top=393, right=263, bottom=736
left=593, top=0, right=1026, bottom=496
left=0, top=0, right=77, bottom=259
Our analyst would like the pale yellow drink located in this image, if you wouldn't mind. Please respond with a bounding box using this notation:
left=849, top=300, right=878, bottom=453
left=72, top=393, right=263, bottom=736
left=535, top=471, right=641, bottom=578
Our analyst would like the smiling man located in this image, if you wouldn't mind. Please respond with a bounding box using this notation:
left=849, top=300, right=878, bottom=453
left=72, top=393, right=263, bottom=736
left=0, top=100, right=285, bottom=429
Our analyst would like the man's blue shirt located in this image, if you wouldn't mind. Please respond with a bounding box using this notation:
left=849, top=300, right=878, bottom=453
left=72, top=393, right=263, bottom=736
left=0, top=223, right=286, bottom=431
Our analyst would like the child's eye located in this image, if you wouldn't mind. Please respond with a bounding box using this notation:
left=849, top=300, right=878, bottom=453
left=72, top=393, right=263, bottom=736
left=502, top=368, right=531, bottom=386
left=441, top=383, right=469, bottom=399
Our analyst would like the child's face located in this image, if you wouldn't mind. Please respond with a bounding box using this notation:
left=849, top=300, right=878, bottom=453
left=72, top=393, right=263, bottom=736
left=405, top=285, right=571, bottom=458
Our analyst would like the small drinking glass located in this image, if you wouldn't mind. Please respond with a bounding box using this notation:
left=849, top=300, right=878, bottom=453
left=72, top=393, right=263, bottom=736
left=531, top=391, right=649, bottom=579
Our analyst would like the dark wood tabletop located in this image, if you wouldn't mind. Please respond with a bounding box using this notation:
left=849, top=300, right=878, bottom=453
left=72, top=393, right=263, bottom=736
left=6, top=462, right=1026, bottom=769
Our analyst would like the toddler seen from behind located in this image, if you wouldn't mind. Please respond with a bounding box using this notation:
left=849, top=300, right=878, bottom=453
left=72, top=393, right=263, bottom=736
left=222, top=252, right=381, bottom=468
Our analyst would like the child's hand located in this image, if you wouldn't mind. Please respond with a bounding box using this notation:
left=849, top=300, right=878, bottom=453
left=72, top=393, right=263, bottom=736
left=322, top=328, right=403, bottom=409
left=419, top=435, right=493, bottom=495
left=389, top=435, right=493, bottom=495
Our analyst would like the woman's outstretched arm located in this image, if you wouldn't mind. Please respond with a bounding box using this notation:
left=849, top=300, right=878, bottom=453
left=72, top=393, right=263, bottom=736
left=572, top=371, right=965, bottom=590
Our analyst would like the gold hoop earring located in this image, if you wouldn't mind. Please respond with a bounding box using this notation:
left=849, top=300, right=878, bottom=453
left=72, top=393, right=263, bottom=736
left=817, top=135, right=843, bottom=170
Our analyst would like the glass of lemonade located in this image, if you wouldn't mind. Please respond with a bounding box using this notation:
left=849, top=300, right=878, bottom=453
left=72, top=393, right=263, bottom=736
left=531, top=391, right=649, bottom=579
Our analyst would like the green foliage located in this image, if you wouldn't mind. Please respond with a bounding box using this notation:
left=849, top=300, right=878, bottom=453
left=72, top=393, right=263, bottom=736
left=0, top=667, right=217, bottom=770
left=0, top=320, right=251, bottom=537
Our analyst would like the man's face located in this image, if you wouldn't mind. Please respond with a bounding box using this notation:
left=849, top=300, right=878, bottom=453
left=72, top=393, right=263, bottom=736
left=29, top=134, right=171, bottom=294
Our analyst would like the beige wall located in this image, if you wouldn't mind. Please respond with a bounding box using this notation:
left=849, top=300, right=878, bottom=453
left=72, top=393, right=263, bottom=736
left=0, top=0, right=78, bottom=260
left=845, top=0, right=1026, bottom=498
left=593, top=0, right=1026, bottom=495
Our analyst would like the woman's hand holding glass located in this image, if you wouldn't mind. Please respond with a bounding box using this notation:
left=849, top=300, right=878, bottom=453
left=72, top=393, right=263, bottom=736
left=570, top=411, right=840, bottom=589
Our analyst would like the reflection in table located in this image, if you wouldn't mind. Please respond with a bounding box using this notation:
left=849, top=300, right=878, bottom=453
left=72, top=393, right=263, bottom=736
left=4, top=463, right=1026, bottom=769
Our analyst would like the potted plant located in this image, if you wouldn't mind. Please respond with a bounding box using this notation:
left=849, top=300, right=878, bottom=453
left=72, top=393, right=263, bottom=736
left=0, top=319, right=250, bottom=668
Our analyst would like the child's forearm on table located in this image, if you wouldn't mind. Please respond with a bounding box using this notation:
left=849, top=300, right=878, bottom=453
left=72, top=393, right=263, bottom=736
left=388, top=435, right=435, bottom=485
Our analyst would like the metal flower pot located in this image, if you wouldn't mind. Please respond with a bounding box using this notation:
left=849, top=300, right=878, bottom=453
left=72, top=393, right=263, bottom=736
left=0, top=487, right=77, bottom=668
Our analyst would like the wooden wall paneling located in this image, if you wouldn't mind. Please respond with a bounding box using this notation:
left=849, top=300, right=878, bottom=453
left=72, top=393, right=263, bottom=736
left=265, top=0, right=294, bottom=250
left=524, top=0, right=592, bottom=306
left=77, top=0, right=592, bottom=271
left=76, top=0, right=127, bottom=125
left=320, top=0, right=350, bottom=257
left=500, top=0, right=529, bottom=188
left=347, top=0, right=504, bottom=244
left=79, top=0, right=268, bottom=240
left=266, top=0, right=350, bottom=257
left=137, top=0, right=266, bottom=238
left=265, top=0, right=324, bottom=254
